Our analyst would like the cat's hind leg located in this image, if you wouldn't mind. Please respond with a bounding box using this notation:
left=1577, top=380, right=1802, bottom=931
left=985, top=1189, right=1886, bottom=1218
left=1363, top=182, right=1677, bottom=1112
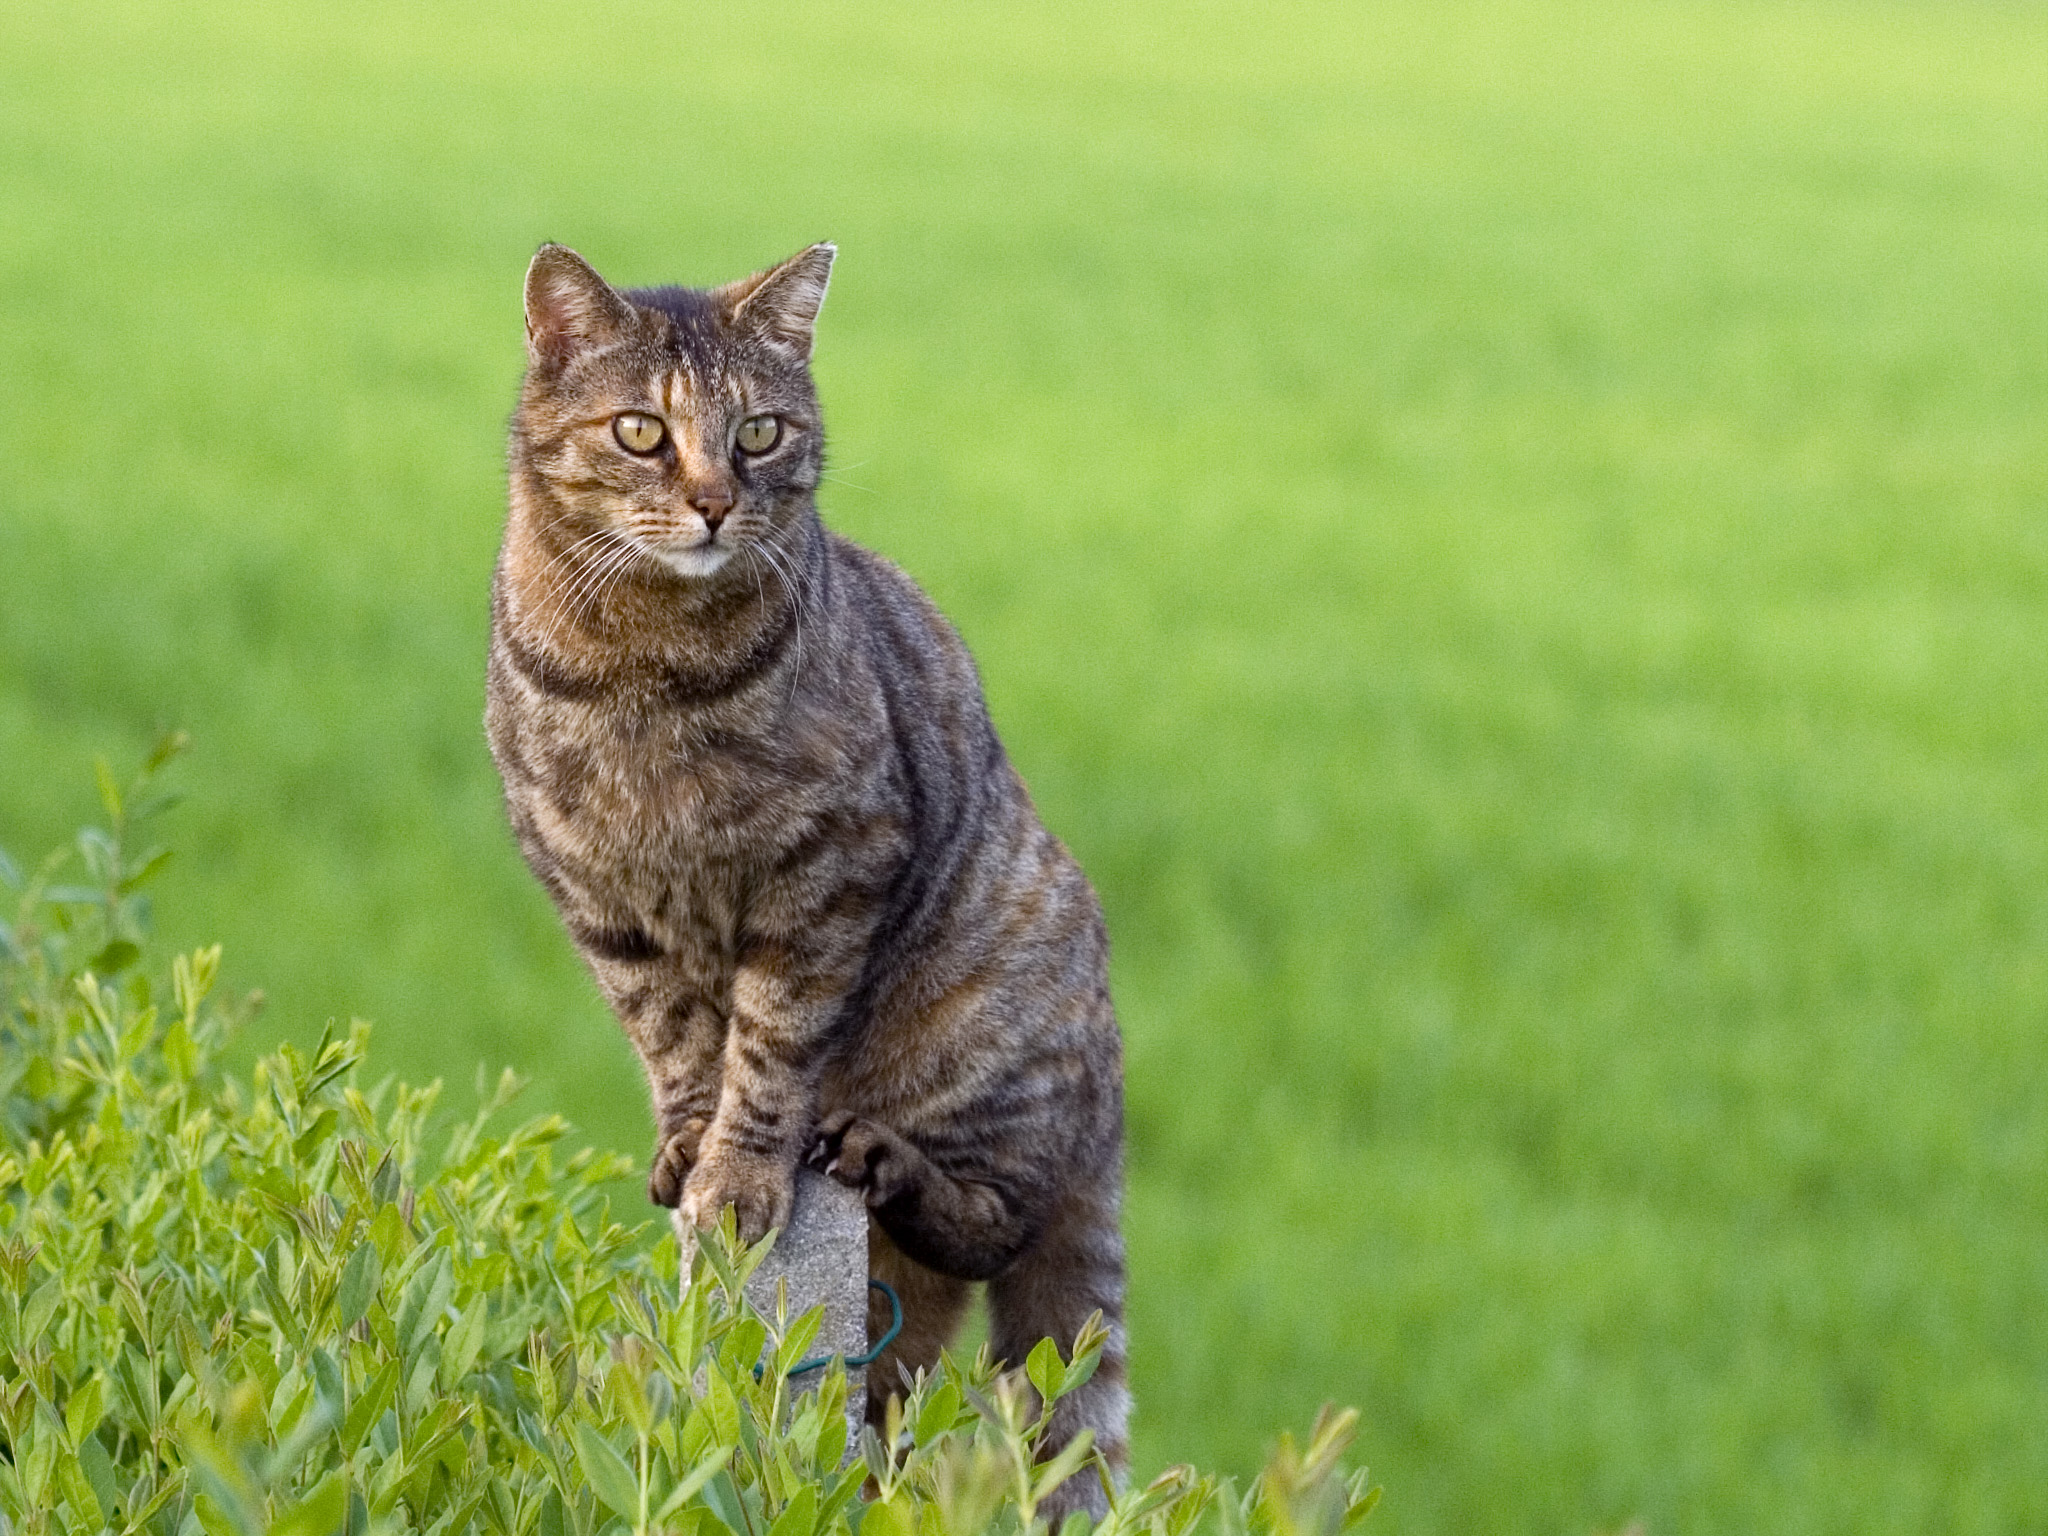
left=985, top=1183, right=1129, bottom=1518
left=808, top=1111, right=1040, bottom=1279
left=809, top=1114, right=1127, bottom=1514
left=863, top=1229, right=973, bottom=1427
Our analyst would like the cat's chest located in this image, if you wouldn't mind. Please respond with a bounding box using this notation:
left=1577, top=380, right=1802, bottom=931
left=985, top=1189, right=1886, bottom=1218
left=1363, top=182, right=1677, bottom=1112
left=567, top=719, right=803, bottom=866
left=500, top=684, right=864, bottom=938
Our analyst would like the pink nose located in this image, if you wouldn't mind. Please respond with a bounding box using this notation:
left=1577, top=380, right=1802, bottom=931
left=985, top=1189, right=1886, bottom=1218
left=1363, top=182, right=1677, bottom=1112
left=691, top=488, right=734, bottom=530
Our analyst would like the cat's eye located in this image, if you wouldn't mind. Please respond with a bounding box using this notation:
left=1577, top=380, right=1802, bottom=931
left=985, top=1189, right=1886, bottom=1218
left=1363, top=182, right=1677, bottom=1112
left=613, top=412, right=667, bottom=455
left=735, top=415, right=781, bottom=455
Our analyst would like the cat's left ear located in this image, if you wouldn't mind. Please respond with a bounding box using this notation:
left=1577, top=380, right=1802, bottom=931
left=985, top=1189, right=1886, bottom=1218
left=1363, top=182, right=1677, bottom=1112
left=722, top=243, right=836, bottom=360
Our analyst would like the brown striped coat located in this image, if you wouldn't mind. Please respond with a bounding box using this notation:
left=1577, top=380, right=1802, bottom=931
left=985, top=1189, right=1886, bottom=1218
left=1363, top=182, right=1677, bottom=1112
left=485, top=245, right=1127, bottom=1502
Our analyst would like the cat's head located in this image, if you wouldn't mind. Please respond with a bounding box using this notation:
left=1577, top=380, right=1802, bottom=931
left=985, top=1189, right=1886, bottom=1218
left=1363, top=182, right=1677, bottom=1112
left=514, top=242, right=835, bottom=580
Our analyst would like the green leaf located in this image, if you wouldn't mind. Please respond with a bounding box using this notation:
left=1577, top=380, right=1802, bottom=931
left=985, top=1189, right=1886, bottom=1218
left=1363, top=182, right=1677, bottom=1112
left=1030, top=1430, right=1096, bottom=1508
left=773, top=1307, right=826, bottom=1379
left=607, top=1351, right=653, bottom=1438
left=58, top=1446, right=104, bottom=1525
left=404, top=1343, right=440, bottom=1419
left=767, top=1483, right=817, bottom=1536
left=397, top=1247, right=453, bottom=1356
left=120, top=847, right=176, bottom=894
left=1026, top=1338, right=1066, bottom=1406
left=89, top=939, right=142, bottom=974
left=859, top=1425, right=891, bottom=1483
left=342, top=1359, right=400, bottom=1457
left=142, top=728, right=191, bottom=774
left=145, top=733, right=189, bottom=774
left=129, top=1469, right=190, bottom=1527
left=1061, top=1313, right=1108, bottom=1400
left=440, top=1292, right=489, bottom=1389
left=336, top=1242, right=380, bottom=1330
left=695, top=1217, right=742, bottom=1300
left=22, top=1277, right=62, bottom=1342
left=1343, top=1484, right=1382, bottom=1529
left=370, top=1150, right=401, bottom=1207
left=817, top=1461, right=869, bottom=1528
left=861, top=1495, right=916, bottom=1536
left=163, top=1017, right=198, bottom=1080
left=704, top=1360, right=742, bottom=1446
left=95, top=756, right=123, bottom=822
left=701, top=1468, right=752, bottom=1536
left=268, top=1471, right=348, bottom=1536
left=18, top=1410, right=56, bottom=1507
left=654, top=1443, right=734, bottom=1523
left=724, top=1318, right=768, bottom=1383
left=191, top=1491, right=246, bottom=1536
left=115, top=1346, right=158, bottom=1432
left=64, top=1374, right=107, bottom=1446
left=914, top=1382, right=962, bottom=1444
left=573, top=1421, right=643, bottom=1520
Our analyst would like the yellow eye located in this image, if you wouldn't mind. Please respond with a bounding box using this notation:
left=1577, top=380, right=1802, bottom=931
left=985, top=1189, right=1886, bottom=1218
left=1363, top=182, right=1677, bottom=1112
left=736, top=415, right=781, bottom=455
left=613, top=412, right=666, bottom=454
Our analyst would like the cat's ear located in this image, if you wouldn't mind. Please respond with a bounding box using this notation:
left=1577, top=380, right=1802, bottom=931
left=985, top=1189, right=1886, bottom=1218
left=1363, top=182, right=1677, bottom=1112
left=524, top=244, right=637, bottom=366
left=722, top=243, right=836, bottom=359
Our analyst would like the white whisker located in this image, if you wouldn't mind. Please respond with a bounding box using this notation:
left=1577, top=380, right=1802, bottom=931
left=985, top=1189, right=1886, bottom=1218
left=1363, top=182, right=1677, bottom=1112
left=532, top=532, right=622, bottom=659
left=537, top=530, right=644, bottom=661
left=749, top=521, right=820, bottom=708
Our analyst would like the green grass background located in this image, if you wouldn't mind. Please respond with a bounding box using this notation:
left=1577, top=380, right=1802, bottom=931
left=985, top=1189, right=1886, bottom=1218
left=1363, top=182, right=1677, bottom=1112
left=4, top=1, right=2045, bottom=1530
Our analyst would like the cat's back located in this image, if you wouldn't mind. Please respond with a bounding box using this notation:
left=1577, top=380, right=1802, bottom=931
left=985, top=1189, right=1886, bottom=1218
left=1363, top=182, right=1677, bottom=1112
left=819, top=532, right=1112, bottom=1039
left=822, top=530, right=1068, bottom=896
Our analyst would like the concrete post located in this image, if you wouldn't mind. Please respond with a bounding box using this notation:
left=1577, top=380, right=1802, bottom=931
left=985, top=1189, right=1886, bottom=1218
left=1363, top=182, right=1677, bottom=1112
left=674, top=1168, right=871, bottom=1439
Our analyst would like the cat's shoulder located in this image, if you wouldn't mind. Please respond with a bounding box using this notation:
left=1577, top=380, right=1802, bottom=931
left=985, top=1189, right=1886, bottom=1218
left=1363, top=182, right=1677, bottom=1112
left=822, top=530, right=984, bottom=693
left=825, top=531, right=954, bottom=629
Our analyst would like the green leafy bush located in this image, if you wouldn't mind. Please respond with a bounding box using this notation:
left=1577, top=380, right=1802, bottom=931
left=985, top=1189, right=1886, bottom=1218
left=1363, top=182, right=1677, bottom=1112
left=0, top=744, right=1379, bottom=1536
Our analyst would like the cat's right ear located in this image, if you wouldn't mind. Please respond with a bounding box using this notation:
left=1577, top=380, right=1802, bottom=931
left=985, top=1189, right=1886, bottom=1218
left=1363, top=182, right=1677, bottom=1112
left=524, top=244, right=636, bottom=366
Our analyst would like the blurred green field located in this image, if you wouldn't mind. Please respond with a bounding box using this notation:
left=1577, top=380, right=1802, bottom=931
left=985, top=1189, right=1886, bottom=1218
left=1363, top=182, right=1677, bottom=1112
left=4, top=1, right=2046, bottom=1530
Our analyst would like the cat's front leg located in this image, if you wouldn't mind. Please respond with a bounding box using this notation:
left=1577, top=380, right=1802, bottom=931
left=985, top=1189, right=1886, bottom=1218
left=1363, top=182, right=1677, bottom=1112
left=680, top=937, right=868, bottom=1242
left=648, top=1111, right=712, bottom=1208
left=616, top=986, right=728, bottom=1208
left=681, top=802, right=903, bottom=1241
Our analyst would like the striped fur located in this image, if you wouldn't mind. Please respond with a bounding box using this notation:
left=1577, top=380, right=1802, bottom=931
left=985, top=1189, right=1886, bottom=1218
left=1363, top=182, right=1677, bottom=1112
left=486, top=244, right=1127, bottom=1504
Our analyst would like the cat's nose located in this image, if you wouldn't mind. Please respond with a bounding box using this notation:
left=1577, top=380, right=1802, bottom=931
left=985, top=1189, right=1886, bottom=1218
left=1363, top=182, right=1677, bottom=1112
left=690, top=487, right=735, bottom=531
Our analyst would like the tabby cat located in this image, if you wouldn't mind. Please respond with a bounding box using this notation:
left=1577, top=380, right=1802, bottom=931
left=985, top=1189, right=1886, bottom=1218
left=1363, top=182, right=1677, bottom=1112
left=485, top=242, right=1128, bottom=1501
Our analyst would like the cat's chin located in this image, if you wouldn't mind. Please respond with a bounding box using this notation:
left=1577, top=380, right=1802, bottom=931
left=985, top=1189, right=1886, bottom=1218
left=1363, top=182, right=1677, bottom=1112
left=657, top=544, right=737, bottom=579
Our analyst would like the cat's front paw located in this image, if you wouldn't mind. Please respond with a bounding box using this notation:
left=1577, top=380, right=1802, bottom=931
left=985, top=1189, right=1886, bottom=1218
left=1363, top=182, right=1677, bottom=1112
left=648, top=1115, right=711, bottom=1208
left=806, top=1111, right=924, bottom=1207
left=680, top=1143, right=795, bottom=1243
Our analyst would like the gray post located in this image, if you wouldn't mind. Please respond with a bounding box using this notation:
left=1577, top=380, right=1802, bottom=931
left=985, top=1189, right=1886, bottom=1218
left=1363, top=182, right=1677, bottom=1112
left=674, top=1168, right=871, bottom=1439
